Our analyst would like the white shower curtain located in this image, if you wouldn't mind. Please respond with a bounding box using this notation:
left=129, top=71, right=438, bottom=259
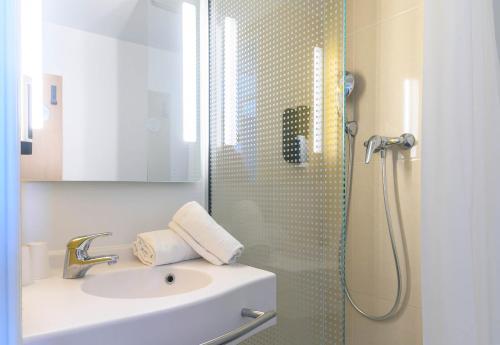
left=421, top=0, right=500, bottom=344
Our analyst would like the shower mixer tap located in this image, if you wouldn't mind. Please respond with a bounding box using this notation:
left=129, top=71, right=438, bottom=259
left=363, top=133, right=416, bottom=164
left=344, top=72, right=417, bottom=321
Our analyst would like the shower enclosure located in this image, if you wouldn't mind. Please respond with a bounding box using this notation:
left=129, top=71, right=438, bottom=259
left=208, top=1, right=346, bottom=344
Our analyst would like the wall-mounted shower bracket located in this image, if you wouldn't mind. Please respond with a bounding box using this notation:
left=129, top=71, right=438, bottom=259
left=345, top=121, right=358, bottom=137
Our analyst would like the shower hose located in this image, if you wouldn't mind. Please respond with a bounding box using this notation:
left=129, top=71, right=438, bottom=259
left=344, top=134, right=404, bottom=321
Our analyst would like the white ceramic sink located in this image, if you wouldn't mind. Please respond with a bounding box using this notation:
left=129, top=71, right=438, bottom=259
left=82, top=266, right=212, bottom=299
left=22, top=247, right=277, bottom=345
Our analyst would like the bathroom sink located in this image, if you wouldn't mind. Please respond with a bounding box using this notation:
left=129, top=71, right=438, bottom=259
left=82, top=266, right=212, bottom=299
left=23, top=251, right=276, bottom=345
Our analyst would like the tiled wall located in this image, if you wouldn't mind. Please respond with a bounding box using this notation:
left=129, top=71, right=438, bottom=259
left=345, top=0, right=423, bottom=344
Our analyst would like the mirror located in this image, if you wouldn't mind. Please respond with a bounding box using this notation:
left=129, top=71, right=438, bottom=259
left=19, top=0, right=201, bottom=182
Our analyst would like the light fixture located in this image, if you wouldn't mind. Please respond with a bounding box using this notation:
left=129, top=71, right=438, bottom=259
left=313, top=47, right=323, bottom=154
left=182, top=2, right=197, bottom=143
left=20, top=0, right=43, bottom=130
left=223, top=17, right=238, bottom=146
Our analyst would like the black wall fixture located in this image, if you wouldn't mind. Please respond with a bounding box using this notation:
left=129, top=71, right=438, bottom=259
left=282, top=106, right=310, bottom=164
left=21, top=141, right=32, bottom=155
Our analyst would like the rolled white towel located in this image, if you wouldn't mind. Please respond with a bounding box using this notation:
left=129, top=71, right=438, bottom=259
left=170, top=201, right=244, bottom=265
left=169, top=221, right=223, bottom=265
left=133, top=229, right=200, bottom=266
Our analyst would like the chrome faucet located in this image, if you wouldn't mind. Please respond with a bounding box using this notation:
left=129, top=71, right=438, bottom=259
left=63, top=232, right=119, bottom=279
left=363, top=133, right=416, bottom=164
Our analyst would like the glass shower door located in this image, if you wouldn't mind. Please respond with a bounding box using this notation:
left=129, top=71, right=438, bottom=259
left=209, top=1, right=346, bottom=343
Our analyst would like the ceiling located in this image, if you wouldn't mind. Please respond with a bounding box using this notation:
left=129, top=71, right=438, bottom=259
left=42, top=0, right=194, bottom=51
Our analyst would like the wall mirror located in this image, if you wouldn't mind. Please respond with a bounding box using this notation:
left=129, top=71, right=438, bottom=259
left=19, top=0, right=202, bottom=182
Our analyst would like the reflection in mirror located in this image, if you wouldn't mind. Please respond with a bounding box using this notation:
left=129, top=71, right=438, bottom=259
left=19, top=0, right=201, bottom=182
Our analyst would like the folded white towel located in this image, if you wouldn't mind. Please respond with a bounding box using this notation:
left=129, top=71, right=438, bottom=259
left=133, top=229, right=200, bottom=266
left=170, top=201, right=244, bottom=265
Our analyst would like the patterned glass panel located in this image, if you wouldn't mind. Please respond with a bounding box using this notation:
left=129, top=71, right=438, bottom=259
left=209, top=1, right=345, bottom=344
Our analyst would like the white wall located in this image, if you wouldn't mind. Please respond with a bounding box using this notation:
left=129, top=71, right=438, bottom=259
left=27, top=21, right=203, bottom=242
left=43, top=22, right=195, bottom=181
left=44, top=23, right=144, bottom=180
left=21, top=182, right=205, bottom=250
left=21, top=0, right=210, bottom=252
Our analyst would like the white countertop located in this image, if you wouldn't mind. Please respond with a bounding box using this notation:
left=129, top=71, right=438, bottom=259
left=23, top=255, right=275, bottom=342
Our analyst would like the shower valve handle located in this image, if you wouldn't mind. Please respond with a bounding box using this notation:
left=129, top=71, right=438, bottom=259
left=364, top=135, right=383, bottom=164
left=363, top=133, right=416, bottom=164
left=398, top=133, right=416, bottom=149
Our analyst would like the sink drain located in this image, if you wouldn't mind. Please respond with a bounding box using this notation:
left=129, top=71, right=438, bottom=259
left=165, top=273, right=175, bottom=285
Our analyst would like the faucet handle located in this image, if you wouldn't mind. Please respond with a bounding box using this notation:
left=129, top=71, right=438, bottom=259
left=363, top=133, right=416, bottom=164
left=66, top=232, right=112, bottom=251
left=364, top=135, right=383, bottom=164
left=399, top=133, right=416, bottom=149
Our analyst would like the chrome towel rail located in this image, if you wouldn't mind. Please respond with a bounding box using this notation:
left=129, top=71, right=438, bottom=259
left=200, top=308, right=277, bottom=345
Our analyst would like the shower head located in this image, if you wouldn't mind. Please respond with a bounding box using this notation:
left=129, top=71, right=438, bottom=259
left=344, top=72, right=355, bottom=98
left=339, top=71, right=358, bottom=132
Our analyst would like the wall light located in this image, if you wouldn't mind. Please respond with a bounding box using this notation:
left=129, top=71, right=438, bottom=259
left=215, top=23, right=224, bottom=148
left=223, top=17, right=238, bottom=146
left=182, top=2, right=197, bottom=142
left=313, top=47, right=323, bottom=153
left=20, top=0, right=43, bottom=130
